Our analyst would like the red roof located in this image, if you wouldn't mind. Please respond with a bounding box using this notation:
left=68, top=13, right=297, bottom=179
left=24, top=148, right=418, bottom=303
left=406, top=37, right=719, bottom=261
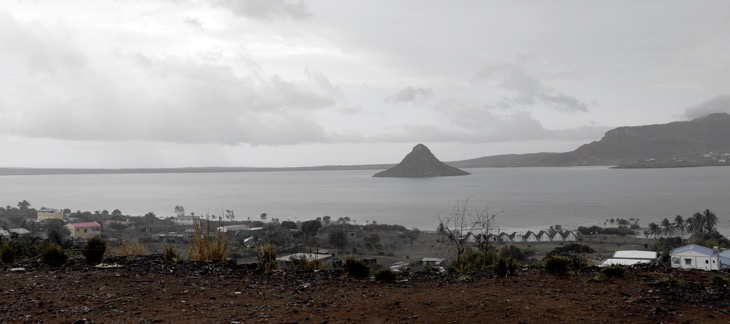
left=69, top=222, right=100, bottom=228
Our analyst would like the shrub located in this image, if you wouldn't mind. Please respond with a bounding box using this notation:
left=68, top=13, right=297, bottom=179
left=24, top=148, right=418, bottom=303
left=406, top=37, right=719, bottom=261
left=544, top=255, right=570, bottom=276
left=188, top=220, right=229, bottom=262
left=374, top=268, right=397, bottom=283
left=82, top=236, right=107, bottom=264
left=650, top=275, right=679, bottom=287
left=447, top=248, right=496, bottom=273
left=1, top=241, right=16, bottom=264
left=342, top=256, right=370, bottom=279
left=162, top=245, right=180, bottom=263
left=41, top=243, right=68, bottom=267
left=708, top=275, right=730, bottom=287
left=600, top=265, right=627, bottom=278
left=257, top=244, right=278, bottom=274
left=494, top=257, right=518, bottom=277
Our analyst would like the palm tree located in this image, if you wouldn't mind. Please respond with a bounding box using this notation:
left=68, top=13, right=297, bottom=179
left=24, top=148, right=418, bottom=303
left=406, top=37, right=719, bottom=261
left=647, top=222, right=661, bottom=238
left=702, top=209, right=718, bottom=233
left=660, top=218, right=674, bottom=237
left=673, top=215, right=686, bottom=239
left=687, top=212, right=705, bottom=236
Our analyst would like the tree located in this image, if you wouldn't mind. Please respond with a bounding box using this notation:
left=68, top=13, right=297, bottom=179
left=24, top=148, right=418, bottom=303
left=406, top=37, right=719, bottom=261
left=280, top=221, right=297, bottom=230
left=260, top=213, right=267, bottom=221
left=174, top=205, right=185, bottom=217
left=647, top=222, right=661, bottom=238
left=687, top=212, right=705, bottom=235
left=111, top=209, right=123, bottom=218
left=322, top=216, right=331, bottom=225
left=702, top=209, right=718, bottom=233
left=673, top=215, right=686, bottom=239
left=301, top=220, right=322, bottom=244
left=225, top=210, right=235, bottom=222
left=17, top=200, right=31, bottom=210
left=328, top=230, right=348, bottom=249
left=437, top=199, right=497, bottom=266
left=660, top=218, right=674, bottom=237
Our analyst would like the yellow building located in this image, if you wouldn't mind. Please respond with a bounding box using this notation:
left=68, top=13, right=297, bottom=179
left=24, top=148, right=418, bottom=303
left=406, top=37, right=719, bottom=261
left=37, top=207, right=64, bottom=221
left=66, top=222, right=102, bottom=239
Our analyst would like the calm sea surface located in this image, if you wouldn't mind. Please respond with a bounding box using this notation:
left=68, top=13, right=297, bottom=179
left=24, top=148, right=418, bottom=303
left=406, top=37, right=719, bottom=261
left=1, top=167, right=729, bottom=233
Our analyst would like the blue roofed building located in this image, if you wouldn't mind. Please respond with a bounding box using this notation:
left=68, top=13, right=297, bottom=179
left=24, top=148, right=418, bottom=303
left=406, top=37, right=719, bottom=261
left=670, top=244, right=721, bottom=271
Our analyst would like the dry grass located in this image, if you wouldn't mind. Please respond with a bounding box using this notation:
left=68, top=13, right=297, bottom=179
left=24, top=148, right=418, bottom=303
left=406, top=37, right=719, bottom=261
left=108, top=240, right=148, bottom=257
left=188, top=220, right=229, bottom=262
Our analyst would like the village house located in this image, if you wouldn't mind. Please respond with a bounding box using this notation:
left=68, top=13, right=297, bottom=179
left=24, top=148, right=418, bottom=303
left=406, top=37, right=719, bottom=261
left=536, top=230, right=550, bottom=242
left=497, top=232, right=512, bottom=243
left=522, top=231, right=538, bottom=242
left=420, top=257, right=446, bottom=267
left=670, top=244, right=721, bottom=271
left=66, top=222, right=102, bottom=239
left=37, top=207, right=64, bottom=221
left=560, top=230, right=577, bottom=241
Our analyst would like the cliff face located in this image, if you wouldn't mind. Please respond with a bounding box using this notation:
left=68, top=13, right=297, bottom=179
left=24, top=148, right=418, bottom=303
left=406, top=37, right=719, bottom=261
left=373, top=144, right=470, bottom=177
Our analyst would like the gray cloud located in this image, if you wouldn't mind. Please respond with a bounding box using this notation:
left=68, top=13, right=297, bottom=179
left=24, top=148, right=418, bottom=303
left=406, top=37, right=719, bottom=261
left=475, top=64, right=590, bottom=112
left=0, top=11, right=86, bottom=74
left=384, top=86, right=434, bottom=105
left=212, top=0, right=311, bottom=21
left=682, top=95, right=730, bottom=120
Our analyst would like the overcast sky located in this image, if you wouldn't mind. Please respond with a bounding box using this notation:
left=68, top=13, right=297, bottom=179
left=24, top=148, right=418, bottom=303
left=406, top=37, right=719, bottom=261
left=2, top=0, right=729, bottom=168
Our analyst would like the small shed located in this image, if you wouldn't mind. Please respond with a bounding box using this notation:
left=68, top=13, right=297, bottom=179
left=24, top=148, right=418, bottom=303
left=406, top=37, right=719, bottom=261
left=421, top=257, right=445, bottom=267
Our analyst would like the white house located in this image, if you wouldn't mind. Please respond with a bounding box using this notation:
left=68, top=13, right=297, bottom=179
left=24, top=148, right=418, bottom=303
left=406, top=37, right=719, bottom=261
left=522, top=231, right=538, bottom=242
left=497, top=232, right=512, bottom=243
left=172, top=215, right=199, bottom=226
left=670, top=244, right=720, bottom=271
left=560, top=231, right=577, bottom=241
left=535, top=230, right=550, bottom=242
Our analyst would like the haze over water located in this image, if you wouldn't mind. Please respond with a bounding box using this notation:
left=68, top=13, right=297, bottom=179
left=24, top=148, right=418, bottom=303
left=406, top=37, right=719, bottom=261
left=2, top=167, right=729, bottom=233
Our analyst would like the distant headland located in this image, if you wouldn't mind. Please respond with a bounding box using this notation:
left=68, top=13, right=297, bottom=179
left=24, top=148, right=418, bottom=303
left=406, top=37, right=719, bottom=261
left=1, top=113, right=729, bottom=176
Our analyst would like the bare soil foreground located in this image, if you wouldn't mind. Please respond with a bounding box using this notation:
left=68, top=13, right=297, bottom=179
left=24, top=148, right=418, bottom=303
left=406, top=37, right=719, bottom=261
left=2, top=256, right=730, bottom=323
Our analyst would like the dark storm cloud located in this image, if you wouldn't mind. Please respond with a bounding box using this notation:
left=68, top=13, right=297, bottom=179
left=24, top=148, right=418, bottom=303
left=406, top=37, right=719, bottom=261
left=212, top=0, right=311, bottom=21
left=475, top=64, right=590, bottom=113
left=682, top=95, right=730, bottom=119
left=384, top=87, right=434, bottom=105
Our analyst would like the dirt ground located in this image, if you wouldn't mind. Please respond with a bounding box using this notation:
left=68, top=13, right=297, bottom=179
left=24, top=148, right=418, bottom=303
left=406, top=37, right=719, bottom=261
left=2, top=256, right=730, bottom=323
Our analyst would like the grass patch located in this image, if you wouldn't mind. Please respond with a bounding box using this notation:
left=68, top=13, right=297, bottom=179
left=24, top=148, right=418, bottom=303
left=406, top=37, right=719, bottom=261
left=188, top=220, right=229, bottom=262
left=257, top=244, right=278, bottom=274
left=600, top=265, right=628, bottom=278
left=374, top=268, right=397, bottom=283
left=108, top=240, right=147, bottom=258
left=162, top=244, right=180, bottom=263
left=41, top=243, right=68, bottom=267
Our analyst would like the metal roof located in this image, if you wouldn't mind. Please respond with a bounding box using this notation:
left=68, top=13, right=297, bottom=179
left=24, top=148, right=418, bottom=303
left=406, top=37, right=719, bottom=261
left=670, top=244, right=715, bottom=256
left=68, top=222, right=101, bottom=228
left=600, top=258, right=652, bottom=267
left=612, top=250, right=657, bottom=259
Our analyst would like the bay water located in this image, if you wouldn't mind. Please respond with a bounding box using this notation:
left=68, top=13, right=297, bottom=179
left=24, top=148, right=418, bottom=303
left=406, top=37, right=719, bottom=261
left=1, top=166, right=729, bottom=234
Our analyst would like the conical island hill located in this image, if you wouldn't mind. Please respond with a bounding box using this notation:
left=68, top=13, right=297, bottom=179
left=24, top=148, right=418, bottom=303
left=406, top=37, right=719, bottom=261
left=373, top=144, right=470, bottom=177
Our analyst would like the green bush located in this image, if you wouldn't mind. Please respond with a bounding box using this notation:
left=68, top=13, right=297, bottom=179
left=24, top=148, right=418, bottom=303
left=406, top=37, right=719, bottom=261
left=494, top=257, right=518, bottom=277
left=162, top=244, right=180, bottom=263
left=82, top=236, right=107, bottom=264
left=447, top=248, right=496, bottom=273
left=256, top=244, right=278, bottom=274
left=374, top=268, right=397, bottom=283
left=600, top=265, right=627, bottom=278
left=544, top=255, right=570, bottom=276
left=342, top=256, right=370, bottom=279
left=41, top=243, right=68, bottom=267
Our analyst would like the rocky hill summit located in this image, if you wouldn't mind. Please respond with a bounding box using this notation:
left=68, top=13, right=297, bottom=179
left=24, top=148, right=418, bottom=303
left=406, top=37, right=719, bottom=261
left=373, top=144, right=470, bottom=177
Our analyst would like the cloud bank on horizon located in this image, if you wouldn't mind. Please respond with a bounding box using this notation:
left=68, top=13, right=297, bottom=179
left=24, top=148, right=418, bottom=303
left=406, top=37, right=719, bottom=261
left=1, top=0, right=729, bottom=168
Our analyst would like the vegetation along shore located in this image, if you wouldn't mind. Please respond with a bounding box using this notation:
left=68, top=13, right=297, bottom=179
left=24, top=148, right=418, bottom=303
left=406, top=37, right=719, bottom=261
left=2, top=200, right=730, bottom=322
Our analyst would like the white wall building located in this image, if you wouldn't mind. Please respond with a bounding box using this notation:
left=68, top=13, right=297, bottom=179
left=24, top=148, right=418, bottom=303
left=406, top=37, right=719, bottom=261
left=670, top=244, right=720, bottom=271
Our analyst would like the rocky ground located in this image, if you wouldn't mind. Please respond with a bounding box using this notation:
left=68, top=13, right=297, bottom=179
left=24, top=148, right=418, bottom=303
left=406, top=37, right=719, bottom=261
left=2, top=256, right=730, bottom=323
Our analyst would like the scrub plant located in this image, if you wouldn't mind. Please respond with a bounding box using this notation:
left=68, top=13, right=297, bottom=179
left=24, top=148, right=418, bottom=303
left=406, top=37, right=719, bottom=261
left=188, top=220, right=229, bottom=262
